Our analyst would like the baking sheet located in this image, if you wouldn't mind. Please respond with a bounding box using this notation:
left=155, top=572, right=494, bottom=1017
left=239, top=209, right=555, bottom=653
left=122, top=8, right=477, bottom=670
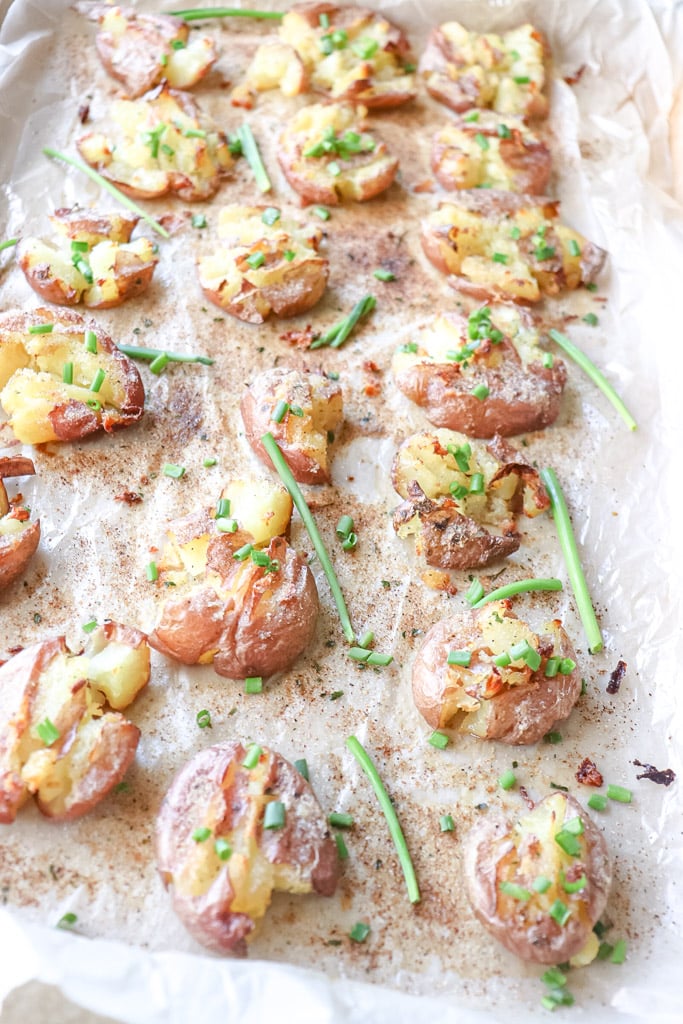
left=1, top=1, right=682, bottom=1021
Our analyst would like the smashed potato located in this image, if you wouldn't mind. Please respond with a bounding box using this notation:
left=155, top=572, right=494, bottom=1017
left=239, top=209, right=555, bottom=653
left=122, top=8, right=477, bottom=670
left=392, top=305, right=566, bottom=437
left=278, top=103, right=398, bottom=205
left=198, top=206, right=329, bottom=323
left=149, top=489, right=317, bottom=679
left=0, top=308, right=144, bottom=444
left=77, top=85, right=232, bottom=202
left=156, top=740, right=340, bottom=955
left=419, top=22, right=549, bottom=119
left=392, top=429, right=549, bottom=570
left=93, top=5, right=217, bottom=98
left=412, top=600, right=582, bottom=742
left=17, top=207, right=159, bottom=309
left=241, top=367, right=343, bottom=485
left=465, top=793, right=611, bottom=964
left=0, top=457, right=40, bottom=591
left=431, top=112, right=551, bottom=194
left=421, top=191, right=606, bottom=303
left=239, top=2, right=415, bottom=109
left=0, top=623, right=150, bottom=823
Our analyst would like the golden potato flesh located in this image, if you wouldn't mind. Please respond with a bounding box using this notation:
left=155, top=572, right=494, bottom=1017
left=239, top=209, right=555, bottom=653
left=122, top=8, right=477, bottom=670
left=411, top=600, right=582, bottom=743
left=156, top=741, right=340, bottom=955
left=392, top=305, right=566, bottom=437
left=464, top=793, right=612, bottom=964
left=391, top=429, right=549, bottom=570
left=77, top=85, right=232, bottom=202
left=0, top=308, right=144, bottom=444
left=219, top=478, right=293, bottom=547
left=243, top=2, right=416, bottom=109
left=421, top=192, right=607, bottom=304
left=241, top=367, right=343, bottom=485
left=0, top=623, right=150, bottom=823
left=198, top=206, right=329, bottom=324
left=431, top=112, right=551, bottom=194
left=0, top=456, right=40, bottom=591
left=95, top=6, right=217, bottom=98
left=419, top=22, right=549, bottom=119
left=17, top=208, right=159, bottom=309
left=278, top=103, right=398, bottom=206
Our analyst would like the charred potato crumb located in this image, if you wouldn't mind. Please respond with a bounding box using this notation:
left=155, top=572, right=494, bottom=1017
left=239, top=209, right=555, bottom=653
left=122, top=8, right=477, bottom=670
left=0, top=457, right=40, bottom=591
left=278, top=103, right=398, bottom=206
left=198, top=206, right=329, bottom=323
left=392, top=305, right=566, bottom=437
left=241, top=367, right=343, bottom=485
left=0, top=308, right=145, bottom=445
left=421, top=191, right=606, bottom=303
left=0, top=623, right=150, bottom=823
left=156, top=740, right=340, bottom=955
left=77, top=85, right=232, bottom=202
left=419, top=22, right=549, bottom=119
left=412, top=600, right=582, bottom=742
left=392, top=429, right=548, bottom=570
left=464, top=793, right=611, bottom=963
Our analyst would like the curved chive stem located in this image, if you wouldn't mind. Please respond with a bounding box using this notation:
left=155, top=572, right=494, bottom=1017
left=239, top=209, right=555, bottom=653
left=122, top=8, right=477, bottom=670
left=117, top=344, right=214, bottom=366
left=237, top=124, right=271, bottom=193
left=171, top=7, right=284, bottom=20
left=261, top=432, right=354, bottom=642
left=549, top=329, right=636, bottom=431
left=472, top=577, right=563, bottom=608
left=346, top=735, right=420, bottom=904
left=310, top=295, right=376, bottom=350
left=43, top=148, right=170, bottom=239
left=0, top=238, right=18, bottom=253
left=540, top=467, right=603, bottom=654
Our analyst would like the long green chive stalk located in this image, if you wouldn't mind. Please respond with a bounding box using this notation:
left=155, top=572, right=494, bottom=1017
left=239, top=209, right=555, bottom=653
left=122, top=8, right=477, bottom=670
left=541, top=467, right=603, bottom=654
left=118, top=344, right=214, bottom=366
left=346, top=736, right=420, bottom=904
left=472, top=577, right=563, bottom=608
left=261, top=432, right=354, bottom=642
left=310, top=295, right=376, bottom=350
left=237, top=124, right=272, bottom=193
left=548, top=329, right=636, bottom=431
left=171, top=7, right=284, bottom=20
left=0, top=238, right=18, bottom=253
left=43, top=148, right=170, bottom=239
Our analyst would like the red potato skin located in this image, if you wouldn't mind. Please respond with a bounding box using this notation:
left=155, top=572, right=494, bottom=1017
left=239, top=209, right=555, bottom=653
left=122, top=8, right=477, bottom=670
left=156, top=740, right=340, bottom=955
left=201, top=251, right=329, bottom=324
left=95, top=10, right=199, bottom=98
left=51, top=207, right=138, bottom=243
left=464, top=794, right=612, bottom=963
left=0, top=456, right=40, bottom=591
left=431, top=122, right=552, bottom=195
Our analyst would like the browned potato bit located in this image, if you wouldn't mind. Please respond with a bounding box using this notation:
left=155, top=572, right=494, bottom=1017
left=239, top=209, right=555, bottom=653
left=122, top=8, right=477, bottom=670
left=392, top=305, right=566, bottom=437
left=198, top=206, right=329, bottom=323
left=431, top=112, right=551, bottom=193
left=240, top=2, right=415, bottom=109
left=156, top=741, right=340, bottom=955
left=392, top=429, right=549, bottom=570
left=77, top=85, right=232, bottom=202
left=93, top=5, right=217, bottom=98
left=421, top=191, right=607, bottom=303
left=0, top=623, right=150, bottom=823
left=149, top=488, right=317, bottom=679
left=464, top=793, right=612, bottom=964
left=17, top=207, right=158, bottom=309
left=412, top=601, right=582, bottom=742
left=241, top=367, right=343, bottom=484
left=278, top=103, right=398, bottom=206
left=419, top=22, right=549, bottom=119
left=0, top=308, right=145, bottom=445
left=0, top=457, right=40, bottom=591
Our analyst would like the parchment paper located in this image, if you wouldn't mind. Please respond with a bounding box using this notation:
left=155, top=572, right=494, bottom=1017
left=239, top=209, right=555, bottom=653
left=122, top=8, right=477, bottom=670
left=1, top=1, right=682, bottom=1021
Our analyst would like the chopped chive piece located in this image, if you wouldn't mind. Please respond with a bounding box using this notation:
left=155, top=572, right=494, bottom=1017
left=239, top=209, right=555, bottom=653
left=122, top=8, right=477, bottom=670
left=149, top=352, right=170, bottom=374
left=82, top=619, right=98, bottom=634
left=447, top=649, right=471, bottom=667
left=469, top=472, right=485, bottom=493
left=289, top=404, right=304, bottom=417
left=542, top=352, right=555, bottom=369
left=597, top=942, right=614, bottom=960
left=244, top=676, right=263, bottom=694
left=348, top=647, right=372, bottom=663
left=555, top=830, right=582, bottom=857
left=533, top=876, right=552, bottom=894
left=464, top=111, right=479, bottom=122
left=535, top=244, right=556, bottom=261
left=465, top=578, right=485, bottom=605
left=118, top=344, right=214, bottom=366
left=544, top=731, right=563, bottom=744
left=203, top=456, right=217, bottom=467
left=499, top=881, right=531, bottom=901
left=196, top=709, right=211, bottom=728
left=57, top=913, right=78, bottom=930
left=568, top=239, right=581, bottom=257
left=472, top=577, right=563, bottom=609
left=214, top=838, right=232, bottom=860
left=341, top=532, right=358, bottom=551
left=548, top=331, right=635, bottom=431
left=310, top=294, right=376, bottom=350
left=349, top=922, right=370, bottom=943
left=319, top=12, right=329, bottom=28
left=428, top=730, right=449, bottom=750
left=261, top=433, right=354, bottom=641
left=271, top=399, right=289, bottom=423
left=36, top=718, right=60, bottom=746
left=237, top=123, right=271, bottom=193
left=0, top=237, right=19, bottom=252
left=215, top=498, right=231, bottom=519
left=283, top=249, right=296, bottom=261
left=336, top=514, right=354, bottom=539
left=86, top=399, right=102, bottom=411
left=71, top=240, right=89, bottom=253
left=499, top=770, right=517, bottom=791
left=160, top=52, right=169, bottom=66
left=192, top=827, right=211, bottom=842
left=542, top=968, right=568, bottom=988
left=246, top=250, right=266, bottom=269
left=398, top=341, right=418, bottom=353
left=163, top=463, right=186, bottom=479
left=366, top=651, right=393, bottom=666
left=497, top=123, right=512, bottom=138
left=610, top=939, right=627, bottom=964
left=403, top=61, right=416, bottom=72
left=335, top=833, right=349, bottom=859
left=510, top=225, right=521, bottom=239
left=508, top=639, right=541, bottom=671
left=90, top=368, right=105, bottom=392
left=329, top=812, right=354, bottom=829
left=191, top=213, right=207, bottom=229
left=450, top=482, right=468, bottom=499
left=84, top=329, right=97, bottom=352
left=331, top=28, right=347, bottom=47
left=313, top=205, right=331, bottom=221
left=474, top=132, right=489, bottom=150
left=62, top=362, right=73, bottom=385
left=264, top=800, right=285, bottom=829
left=440, top=814, right=455, bottom=832
left=582, top=312, right=599, bottom=326
left=28, top=323, right=54, bottom=334
left=549, top=899, right=571, bottom=926
left=327, top=160, right=341, bottom=176
left=561, top=871, right=587, bottom=893
left=242, top=743, right=262, bottom=769
left=146, top=561, right=159, bottom=582
left=294, top=758, right=309, bottom=780
left=228, top=133, right=243, bottom=155
left=559, top=657, right=576, bottom=674
left=160, top=143, right=175, bottom=157
left=606, top=784, right=632, bottom=803
left=262, top=206, right=281, bottom=225
left=514, top=75, right=531, bottom=84
left=373, top=268, right=395, bottom=282
left=346, top=735, right=420, bottom=903
left=492, top=252, right=509, bottom=264
left=183, top=127, right=206, bottom=139
left=541, top=467, right=604, bottom=653
left=564, top=816, right=584, bottom=836
left=353, top=36, right=378, bottom=59
left=171, top=38, right=186, bottom=49
left=471, top=383, right=489, bottom=401
left=358, top=630, right=374, bottom=649
left=494, top=652, right=511, bottom=668
left=588, top=793, right=607, bottom=811
left=545, top=657, right=560, bottom=678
